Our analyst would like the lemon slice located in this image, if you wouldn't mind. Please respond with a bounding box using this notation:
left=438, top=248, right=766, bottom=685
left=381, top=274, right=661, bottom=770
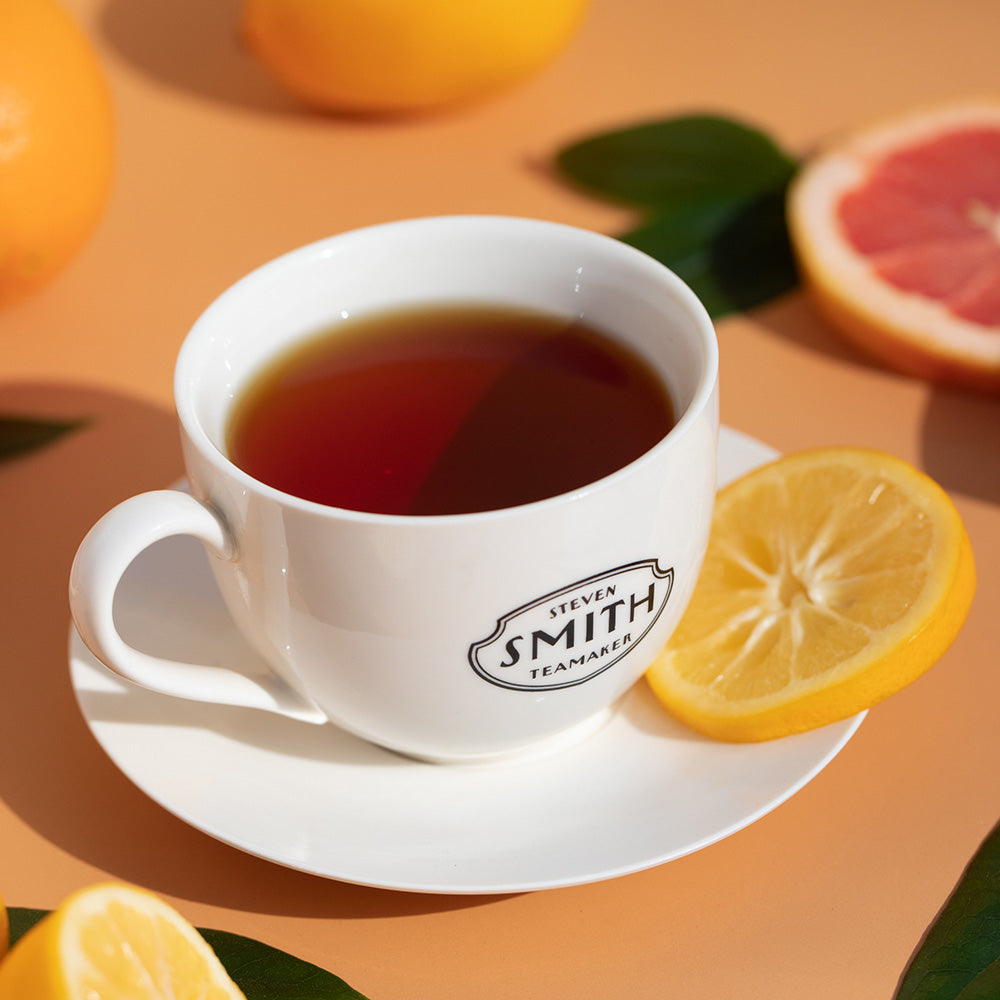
left=646, top=447, right=975, bottom=741
left=0, top=883, right=245, bottom=1000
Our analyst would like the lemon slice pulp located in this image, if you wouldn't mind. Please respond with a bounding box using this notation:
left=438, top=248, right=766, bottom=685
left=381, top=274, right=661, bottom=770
left=647, top=447, right=975, bottom=741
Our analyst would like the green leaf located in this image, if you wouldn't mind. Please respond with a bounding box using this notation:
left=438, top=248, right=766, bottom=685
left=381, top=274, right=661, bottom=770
left=0, top=415, right=85, bottom=462
left=894, top=820, right=1000, bottom=1000
left=7, top=906, right=46, bottom=943
left=7, top=908, right=369, bottom=1000
left=954, top=957, right=1000, bottom=1000
left=201, top=927, right=368, bottom=1000
left=553, top=113, right=801, bottom=318
left=622, top=185, right=799, bottom=318
left=555, top=114, right=798, bottom=209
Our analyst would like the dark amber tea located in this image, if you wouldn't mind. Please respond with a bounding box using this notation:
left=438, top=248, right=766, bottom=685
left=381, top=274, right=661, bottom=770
left=226, top=304, right=675, bottom=516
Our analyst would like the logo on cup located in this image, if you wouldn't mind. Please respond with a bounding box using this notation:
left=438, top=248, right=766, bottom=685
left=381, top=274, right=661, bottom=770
left=469, top=560, right=674, bottom=691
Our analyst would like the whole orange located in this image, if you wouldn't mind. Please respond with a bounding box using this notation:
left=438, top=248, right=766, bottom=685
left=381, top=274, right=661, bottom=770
left=0, top=0, right=114, bottom=306
left=241, top=0, right=588, bottom=115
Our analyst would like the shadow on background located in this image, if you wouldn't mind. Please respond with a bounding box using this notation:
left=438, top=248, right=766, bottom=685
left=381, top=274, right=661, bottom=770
left=921, top=387, right=1000, bottom=505
left=746, top=292, right=875, bottom=370
left=0, top=382, right=495, bottom=917
left=742, top=295, right=1000, bottom=507
left=99, top=0, right=299, bottom=114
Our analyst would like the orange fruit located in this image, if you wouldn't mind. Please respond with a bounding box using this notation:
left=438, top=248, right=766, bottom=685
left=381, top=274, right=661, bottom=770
left=646, top=448, right=975, bottom=742
left=787, top=99, right=1000, bottom=392
left=0, top=883, right=245, bottom=999
left=0, top=887, right=7, bottom=961
left=0, top=0, right=114, bottom=306
left=241, top=0, right=587, bottom=115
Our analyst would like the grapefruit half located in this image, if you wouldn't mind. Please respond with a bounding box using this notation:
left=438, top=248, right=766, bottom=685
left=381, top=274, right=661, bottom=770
left=787, top=99, right=1000, bottom=392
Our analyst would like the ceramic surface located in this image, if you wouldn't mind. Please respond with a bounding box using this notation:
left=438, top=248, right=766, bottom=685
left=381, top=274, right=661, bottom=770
left=70, top=428, right=864, bottom=894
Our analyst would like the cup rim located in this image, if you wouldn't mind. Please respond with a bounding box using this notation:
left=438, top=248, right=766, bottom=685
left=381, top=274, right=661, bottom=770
left=175, top=214, right=719, bottom=525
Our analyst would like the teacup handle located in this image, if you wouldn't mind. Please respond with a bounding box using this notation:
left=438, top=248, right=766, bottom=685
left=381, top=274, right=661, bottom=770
left=69, top=490, right=327, bottom=724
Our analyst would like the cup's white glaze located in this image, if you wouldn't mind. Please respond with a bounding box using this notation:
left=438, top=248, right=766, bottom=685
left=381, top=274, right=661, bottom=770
left=70, top=216, right=719, bottom=763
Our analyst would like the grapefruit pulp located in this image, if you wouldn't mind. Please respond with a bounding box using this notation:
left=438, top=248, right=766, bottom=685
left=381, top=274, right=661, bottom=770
left=788, top=100, right=1000, bottom=392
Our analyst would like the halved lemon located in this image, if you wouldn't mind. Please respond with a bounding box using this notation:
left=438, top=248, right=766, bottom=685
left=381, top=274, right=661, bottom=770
left=0, top=883, right=245, bottom=999
left=646, top=448, right=975, bottom=741
left=787, top=99, right=1000, bottom=392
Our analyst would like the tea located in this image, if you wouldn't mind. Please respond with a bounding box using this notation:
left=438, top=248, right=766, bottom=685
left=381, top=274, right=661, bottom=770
left=226, top=303, right=675, bottom=515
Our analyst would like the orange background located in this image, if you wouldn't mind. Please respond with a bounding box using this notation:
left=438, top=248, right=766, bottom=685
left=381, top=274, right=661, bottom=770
left=2, top=0, right=1000, bottom=997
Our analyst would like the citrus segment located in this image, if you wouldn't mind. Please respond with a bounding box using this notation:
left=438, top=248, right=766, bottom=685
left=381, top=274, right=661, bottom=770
left=0, top=0, right=114, bottom=305
left=646, top=448, right=975, bottom=742
left=787, top=100, right=1000, bottom=391
left=838, top=128, right=1000, bottom=325
left=241, top=0, right=587, bottom=115
left=0, top=883, right=245, bottom=1000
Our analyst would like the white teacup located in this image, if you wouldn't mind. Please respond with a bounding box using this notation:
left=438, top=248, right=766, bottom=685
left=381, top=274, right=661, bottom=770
left=69, top=216, right=719, bottom=763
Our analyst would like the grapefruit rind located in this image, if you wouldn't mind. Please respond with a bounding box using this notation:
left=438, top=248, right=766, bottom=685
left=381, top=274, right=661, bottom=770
left=787, top=99, right=1000, bottom=392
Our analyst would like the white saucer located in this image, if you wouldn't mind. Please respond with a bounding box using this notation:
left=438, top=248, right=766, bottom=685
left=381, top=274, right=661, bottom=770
left=69, top=427, right=865, bottom=894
